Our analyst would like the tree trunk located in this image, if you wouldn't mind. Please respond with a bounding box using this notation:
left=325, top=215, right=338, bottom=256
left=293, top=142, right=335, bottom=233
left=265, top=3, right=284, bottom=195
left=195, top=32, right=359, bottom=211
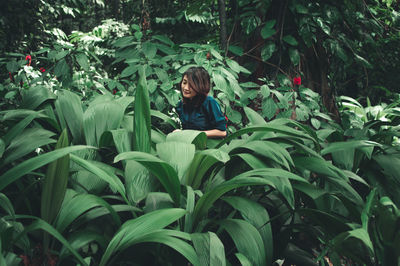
left=217, top=0, right=227, bottom=52
left=305, top=42, right=341, bottom=124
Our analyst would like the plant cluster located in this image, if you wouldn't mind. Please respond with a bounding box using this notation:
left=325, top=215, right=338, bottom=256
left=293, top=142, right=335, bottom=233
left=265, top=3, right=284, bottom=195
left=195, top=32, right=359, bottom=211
left=1, top=20, right=400, bottom=266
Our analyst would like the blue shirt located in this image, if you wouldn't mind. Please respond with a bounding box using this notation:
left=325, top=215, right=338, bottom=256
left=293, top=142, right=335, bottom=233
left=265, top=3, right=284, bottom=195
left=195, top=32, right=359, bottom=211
left=176, top=96, right=227, bottom=131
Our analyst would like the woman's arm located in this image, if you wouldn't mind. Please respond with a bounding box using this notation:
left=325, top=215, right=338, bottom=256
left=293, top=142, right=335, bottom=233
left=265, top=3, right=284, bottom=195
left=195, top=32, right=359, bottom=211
left=203, top=129, right=227, bottom=138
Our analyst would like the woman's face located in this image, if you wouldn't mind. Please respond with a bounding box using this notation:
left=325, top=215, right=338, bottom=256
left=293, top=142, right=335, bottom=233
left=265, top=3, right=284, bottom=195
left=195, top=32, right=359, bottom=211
left=181, top=75, right=197, bottom=99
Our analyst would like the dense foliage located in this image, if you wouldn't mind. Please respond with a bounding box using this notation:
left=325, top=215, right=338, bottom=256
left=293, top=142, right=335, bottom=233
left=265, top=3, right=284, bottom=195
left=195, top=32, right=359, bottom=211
left=1, top=0, right=400, bottom=265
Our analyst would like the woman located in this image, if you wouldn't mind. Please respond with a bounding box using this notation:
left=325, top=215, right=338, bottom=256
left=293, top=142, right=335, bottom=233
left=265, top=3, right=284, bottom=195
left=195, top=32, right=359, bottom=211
left=175, top=66, right=227, bottom=138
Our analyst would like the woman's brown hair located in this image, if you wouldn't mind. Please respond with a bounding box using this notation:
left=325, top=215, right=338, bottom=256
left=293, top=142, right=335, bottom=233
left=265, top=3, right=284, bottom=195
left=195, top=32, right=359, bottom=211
left=180, top=66, right=210, bottom=107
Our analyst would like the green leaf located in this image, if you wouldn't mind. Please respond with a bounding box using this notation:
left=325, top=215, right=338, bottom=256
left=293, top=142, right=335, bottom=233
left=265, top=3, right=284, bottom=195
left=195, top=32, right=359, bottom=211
left=134, top=230, right=200, bottom=265
left=157, top=142, right=196, bottom=182
left=261, top=43, right=276, bottom=61
left=212, top=72, right=228, bottom=92
left=70, top=154, right=128, bottom=203
left=226, top=59, right=241, bottom=73
left=223, top=197, right=273, bottom=265
left=134, top=66, right=151, bottom=152
left=99, top=208, right=186, bottom=266
left=289, top=48, right=300, bottom=65
left=142, top=41, right=157, bottom=59
left=283, top=35, right=298, bottom=46
left=0, top=193, right=15, bottom=217
left=3, top=128, right=56, bottom=165
left=152, top=35, right=174, bottom=46
left=192, top=232, right=226, bottom=266
left=184, top=149, right=230, bottom=189
left=75, top=53, right=89, bottom=71
left=83, top=97, right=125, bottom=146
left=0, top=145, right=92, bottom=191
left=54, top=59, right=70, bottom=77
left=261, top=27, right=275, bottom=39
left=125, top=161, right=154, bottom=203
left=262, top=97, right=278, bottom=120
left=120, top=65, right=138, bottom=78
left=167, top=130, right=207, bottom=150
left=21, top=86, right=56, bottom=110
left=2, top=113, right=38, bottom=146
left=235, top=253, right=252, bottom=266
left=115, top=152, right=181, bottom=204
left=14, top=215, right=88, bottom=266
left=41, top=130, right=70, bottom=226
left=321, top=140, right=381, bottom=156
left=228, top=45, right=244, bottom=56
left=54, top=192, right=120, bottom=233
left=55, top=90, right=84, bottom=144
left=0, top=139, right=4, bottom=159
left=192, top=168, right=306, bottom=228
left=219, top=219, right=266, bottom=266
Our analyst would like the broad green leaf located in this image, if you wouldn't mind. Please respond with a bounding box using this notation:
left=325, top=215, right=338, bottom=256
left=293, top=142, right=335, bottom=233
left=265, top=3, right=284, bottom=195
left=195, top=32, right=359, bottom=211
left=216, top=124, right=316, bottom=149
left=134, top=230, right=199, bottom=265
left=235, top=253, right=252, bottom=266
left=21, top=86, right=56, bottom=110
left=0, top=138, right=4, bottom=159
left=212, top=72, right=228, bottom=92
left=115, top=152, right=181, bottom=204
left=59, top=231, right=107, bottom=260
left=289, top=48, right=300, bottom=65
left=226, top=58, right=241, bottom=73
left=244, top=107, right=267, bottom=125
left=261, top=27, right=275, bottom=39
left=3, top=128, right=56, bottom=165
left=54, top=192, right=120, bottom=233
left=14, top=215, right=87, bottom=266
left=99, top=208, right=186, bottom=266
left=2, top=113, right=37, bottom=146
left=192, top=232, right=226, bottom=266
left=75, top=53, right=89, bottom=71
left=120, top=65, right=138, bottom=78
left=167, top=130, right=207, bottom=150
left=41, top=130, right=69, bottom=226
left=184, top=186, right=196, bottom=233
left=70, top=154, right=128, bottom=203
left=184, top=149, right=230, bottom=189
left=125, top=160, right=154, bottom=203
left=157, top=142, right=195, bottom=182
left=54, top=59, right=70, bottom=77
left=229, top=140, right=294, bottom=170
left=0, top=193, right=15, bottom=217
left=192, top=168, right=307, bottom=228
left=83, top=98, right=125, bottom=146
left=223, top=197, right=273, bottom=265
left=151, top=110, right=179, bottom=129
left=261, top=43, right=276, bottom=61
left=134, top=66, right=151, bottom=152
left=55, top=90, right=84, bottom=144
left=321, top=140, right=381, bottom=156
left=145, top=192, right=174, bottom=213
left=332, top=228, right=374, bottom=256
left=219, top=219, right=266, bottom=266
left=283, top=35, right=298, bottom=46
left=228, top=45, right=244, bottom=56
left=0, top=145, right=92, bottom=191
left=152, top=35, right=174, bottom=46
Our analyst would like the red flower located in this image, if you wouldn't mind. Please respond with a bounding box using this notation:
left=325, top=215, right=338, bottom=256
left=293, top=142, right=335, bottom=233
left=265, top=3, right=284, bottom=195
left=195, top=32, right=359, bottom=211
left=293, top=76, right=301, bottom=86
left=9, top=72, right=14, bottom=82
left=25, top=55, right=32, bottom=66
left=112, top=89, right=117, bottom=95
left=40, top=67, right=46, bottom=72
left=206, top=52, right=211, bottom=60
